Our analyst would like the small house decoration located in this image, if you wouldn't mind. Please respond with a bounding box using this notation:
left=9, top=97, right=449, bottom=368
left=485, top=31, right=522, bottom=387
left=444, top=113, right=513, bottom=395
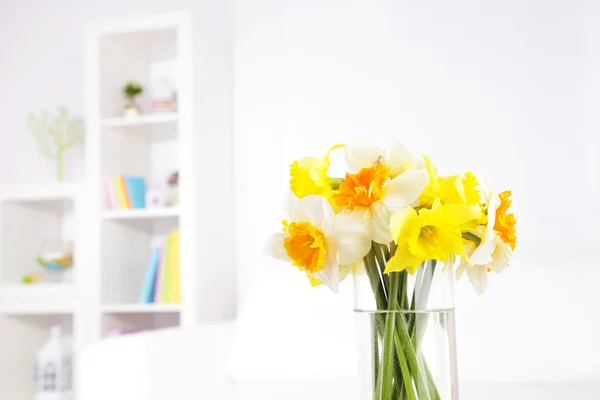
left=26, top=107, right=84, bottom=182
left=35, top=326, right=72, bottom=400
left=123, top=81, right=143, bottom=117
left=167, top=171, right=179, bottom=206
left=150, top=77, right=177, bottom=113
left=145, top=185, right=167, bottom=208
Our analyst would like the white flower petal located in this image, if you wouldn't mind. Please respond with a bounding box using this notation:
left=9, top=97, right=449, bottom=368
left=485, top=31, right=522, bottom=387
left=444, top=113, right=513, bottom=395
left=330, top=213, right=371, bottom=265
left=469, top=231, right=498, bottom=266
left=455, top=257, right=468, bottom=280
left=486, top=193, right=500, bottom=232
left=338, top=264, right=353, bottom=282
left=312, top=250, right=340, bottom=292
left=466, top=265, right=488, bottom=295
left=479, top=170, right=494, bottom=200
left=381, top=168, right=428, bottom=208
left=487, top=239, right=512, bottom=273
left=345, top=140, right=384, bottom=173
left=384, top=142, right=414, bottom=178
left=264, top=232, right=290, bottom=262
left=286, top=192, right=335, bottom=235
left=368, top=202, right=394, bottom=244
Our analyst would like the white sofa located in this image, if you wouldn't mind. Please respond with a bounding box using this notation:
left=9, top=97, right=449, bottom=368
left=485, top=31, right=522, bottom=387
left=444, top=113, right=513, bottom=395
left=80, top=321, right=600, bottom=400
left=80, top=265, right=600, bottom=399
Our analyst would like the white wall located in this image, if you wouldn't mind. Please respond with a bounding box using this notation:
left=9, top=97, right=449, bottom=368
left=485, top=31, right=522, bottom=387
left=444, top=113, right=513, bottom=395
left=234, top=0, right=600, bottom=384
left=0, top=0, right=235, bottom=321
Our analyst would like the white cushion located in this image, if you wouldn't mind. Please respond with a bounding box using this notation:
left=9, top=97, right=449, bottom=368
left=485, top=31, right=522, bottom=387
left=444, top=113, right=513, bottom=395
left=80, top=322, right=236, bottom=400
left=228, top=265, right=357, bottom=382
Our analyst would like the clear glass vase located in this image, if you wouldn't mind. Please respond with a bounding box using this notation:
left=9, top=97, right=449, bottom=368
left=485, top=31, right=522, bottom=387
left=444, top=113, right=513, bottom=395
left=354, top=243, right=459, bottom=400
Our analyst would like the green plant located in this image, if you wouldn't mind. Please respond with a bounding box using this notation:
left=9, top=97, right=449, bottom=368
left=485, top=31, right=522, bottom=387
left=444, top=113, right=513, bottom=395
left=26, top=106, right=84, bottom=181
left=124, top=81, right=143, bottom=103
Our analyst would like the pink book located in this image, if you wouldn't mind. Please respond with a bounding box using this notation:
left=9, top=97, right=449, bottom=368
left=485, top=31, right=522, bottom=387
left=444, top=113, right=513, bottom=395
left=104, top=177, right=118, bottom=209
left=153, top=245, right=165, bottom=303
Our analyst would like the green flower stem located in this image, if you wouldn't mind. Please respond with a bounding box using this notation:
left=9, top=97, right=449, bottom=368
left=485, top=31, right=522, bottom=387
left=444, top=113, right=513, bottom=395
left=391, top=318, right=416, bottom=400
left=395, top=313, right=430, bottom=399
left=363, top=250, right=404, bottom=396
left=372, top=244, right=390, bottom=296
left=379, top=272, right=400, bottom=400
left=372, top=316, right=379, bottom=397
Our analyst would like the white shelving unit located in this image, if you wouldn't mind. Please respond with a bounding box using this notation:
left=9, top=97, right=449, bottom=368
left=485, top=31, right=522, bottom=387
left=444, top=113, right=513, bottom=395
left=84, top=11, right=195, bottom=350
left=0, top=11, right=204, bottom=399
left=0, top=183, right=84, bottom=400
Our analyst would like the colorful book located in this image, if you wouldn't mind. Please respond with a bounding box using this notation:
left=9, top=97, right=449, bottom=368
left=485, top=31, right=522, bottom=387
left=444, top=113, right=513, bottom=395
left=125, top=176, right=147, bottom=209
left=137, top=247, right=160, bottom=303
left=105, top=177, right=118, bottom=209
left=166, top=230, right=180, bottom=303
left=159, top=233, right=172, bottom=303
left=153, top=245, right=165, bottom=302
left=114, top=175, right=131, bottom=209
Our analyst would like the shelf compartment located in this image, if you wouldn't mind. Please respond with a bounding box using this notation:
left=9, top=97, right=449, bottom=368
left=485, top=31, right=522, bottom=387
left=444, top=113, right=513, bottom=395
left=0, top=190, right=77, bottom=285
left=0, top=314, right=72, bottom=399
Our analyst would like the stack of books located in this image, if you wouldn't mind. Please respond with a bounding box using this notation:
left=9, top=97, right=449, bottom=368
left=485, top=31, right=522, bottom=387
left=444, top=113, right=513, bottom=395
left=137, top=229, right=180, bottom=304
left=105, top=175, right=147, bottom=209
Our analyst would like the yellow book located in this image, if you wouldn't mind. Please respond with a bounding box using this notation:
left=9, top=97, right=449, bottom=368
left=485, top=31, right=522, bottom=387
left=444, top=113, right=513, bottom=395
left=114, top=175, right=131, bottom=209
left=167, top=229, right=180, bottom=303
left=160, top=232, right=171, bottom=303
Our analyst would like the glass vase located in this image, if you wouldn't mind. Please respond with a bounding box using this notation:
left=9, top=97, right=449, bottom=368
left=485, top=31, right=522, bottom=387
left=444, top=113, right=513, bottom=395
left=354, top=243, right=459, bottom=400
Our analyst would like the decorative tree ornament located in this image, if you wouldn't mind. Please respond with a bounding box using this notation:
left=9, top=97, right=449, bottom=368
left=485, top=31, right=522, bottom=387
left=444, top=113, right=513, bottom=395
left=26, top=106, right=84, bottom=182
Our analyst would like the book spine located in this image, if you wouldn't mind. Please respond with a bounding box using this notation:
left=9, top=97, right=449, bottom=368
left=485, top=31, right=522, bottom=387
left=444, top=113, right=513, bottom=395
left=160, top=232, right=172, bottom=303
left=125, top=176, right=147, bottom=209
left=167, top=230, right=180, bottom=303
left=105, top=177, right=118, bottom=209
left=114, top=175, right=131, bottom=209
left=153, top=245, right=165, bottom=302
left=137, top=248, right=160, bottom=304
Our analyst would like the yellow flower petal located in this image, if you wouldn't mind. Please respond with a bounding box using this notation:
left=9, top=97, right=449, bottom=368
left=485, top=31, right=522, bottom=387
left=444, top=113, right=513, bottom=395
left=289, top=144, right=344, bottom=204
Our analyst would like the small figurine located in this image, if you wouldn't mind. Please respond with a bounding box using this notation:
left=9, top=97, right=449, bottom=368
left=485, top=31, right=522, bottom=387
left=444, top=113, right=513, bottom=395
left=24, top=241, right=74, bottom=284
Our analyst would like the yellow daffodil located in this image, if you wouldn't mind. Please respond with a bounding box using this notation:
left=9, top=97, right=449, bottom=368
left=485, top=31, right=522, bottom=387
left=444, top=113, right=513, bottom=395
left=456, top=174, right=516, bottom=294
left=345, top=141, right=424, bottom=178
left=333, top=161, right=428, bottom=244
left=265, top=193, right=371, bottom=291
left=385, top=200, right=481, bottom=274
left=419, top=156, right=481, bottom=208
left=289, top=144, right=344, bottom=204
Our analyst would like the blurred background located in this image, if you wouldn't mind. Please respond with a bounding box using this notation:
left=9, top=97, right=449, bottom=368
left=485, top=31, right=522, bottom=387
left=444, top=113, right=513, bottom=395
left=0, top=0, right=598, bottom=399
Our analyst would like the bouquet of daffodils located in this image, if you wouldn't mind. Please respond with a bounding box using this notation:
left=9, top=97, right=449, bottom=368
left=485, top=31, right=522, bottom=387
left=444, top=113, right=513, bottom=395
left=265, top=142, right=516, bottom=399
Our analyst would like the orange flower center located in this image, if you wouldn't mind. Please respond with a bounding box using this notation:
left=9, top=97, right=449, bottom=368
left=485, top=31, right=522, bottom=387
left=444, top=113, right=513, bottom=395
left=494, top=191, right=517, bottom=250
left=334, top=164, right=390, bottom=210
left=283, top=222, right=327, bottom=273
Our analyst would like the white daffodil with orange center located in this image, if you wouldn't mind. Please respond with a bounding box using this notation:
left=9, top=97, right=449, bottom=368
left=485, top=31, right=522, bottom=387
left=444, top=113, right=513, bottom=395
left=345, top=141, right=424, bottom=178
left=333, top=161, right=428, bottom=244
left=456, top=174, right=516, bottom=294
left=265, top=193, right=371, bottom=292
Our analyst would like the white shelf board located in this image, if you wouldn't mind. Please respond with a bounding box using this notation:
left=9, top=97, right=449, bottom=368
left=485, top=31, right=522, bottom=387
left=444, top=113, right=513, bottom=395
left=102, top=207, right=179, bottom=220
left=101, top=113, right=177, bottom=128
left=0, top=284, right=76, bottom=314
left=102, top=303, right=180, bottom=314
left=0, top=182, right=80, bottom=202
